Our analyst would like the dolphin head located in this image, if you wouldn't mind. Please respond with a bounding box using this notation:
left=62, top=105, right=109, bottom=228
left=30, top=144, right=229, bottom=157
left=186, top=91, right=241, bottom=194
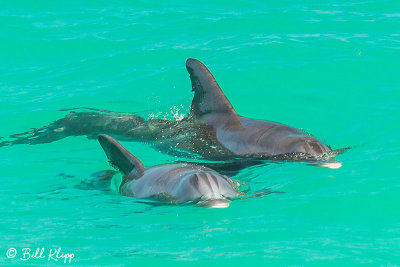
left=288, top=138, right=344, bottom=169
left=254, top=133, right=344, bottom=168
left=174, top=168, right=238, bottom=208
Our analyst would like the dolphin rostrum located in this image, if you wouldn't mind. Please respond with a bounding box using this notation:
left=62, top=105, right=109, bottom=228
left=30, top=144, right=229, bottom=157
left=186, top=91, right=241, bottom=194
left=97, top=134, right=240, bottom=208
left=1, top=59, right=346, bottom=168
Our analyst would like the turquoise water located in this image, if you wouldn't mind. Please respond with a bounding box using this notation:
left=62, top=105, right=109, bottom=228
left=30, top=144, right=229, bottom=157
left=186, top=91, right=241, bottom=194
left=1, top=0, right=399, bottom=265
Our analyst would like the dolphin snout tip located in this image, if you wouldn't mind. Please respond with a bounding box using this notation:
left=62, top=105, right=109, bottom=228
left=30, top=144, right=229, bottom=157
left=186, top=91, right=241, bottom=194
left=197, top=199, right=231, bottom=208
left=319, top=161, right=343, bottom=169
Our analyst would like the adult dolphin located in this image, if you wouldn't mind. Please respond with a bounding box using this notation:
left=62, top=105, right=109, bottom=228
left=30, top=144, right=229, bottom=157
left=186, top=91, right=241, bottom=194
left=184, top=58, right=345, bottom=168
left=97, top=134, right=240, bottom=208
left=1, top=59, right=345, bottom=168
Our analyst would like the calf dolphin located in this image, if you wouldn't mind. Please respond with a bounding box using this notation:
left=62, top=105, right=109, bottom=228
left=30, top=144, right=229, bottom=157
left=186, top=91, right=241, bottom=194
left=1, top=59, right=345, bottom=168
left=97, top=134, right=240, bottom=208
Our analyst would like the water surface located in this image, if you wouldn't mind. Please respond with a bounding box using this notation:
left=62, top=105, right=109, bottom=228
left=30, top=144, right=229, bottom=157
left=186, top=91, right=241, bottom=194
left=1, top=0, right=399, bottom=265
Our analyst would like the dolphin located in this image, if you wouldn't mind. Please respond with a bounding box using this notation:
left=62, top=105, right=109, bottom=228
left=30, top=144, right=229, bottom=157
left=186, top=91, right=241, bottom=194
left=97, top=134, right=240, bottom=208
left=1, top=59, right=345, bottom=168
left=184, top=58, right=345, bottom=168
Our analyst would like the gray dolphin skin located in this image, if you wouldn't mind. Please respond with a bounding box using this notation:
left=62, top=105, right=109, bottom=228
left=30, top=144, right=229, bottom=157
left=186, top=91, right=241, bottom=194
left=1, top=58, right=345, bottom=168
left=97, top=134, right=239, bottom=208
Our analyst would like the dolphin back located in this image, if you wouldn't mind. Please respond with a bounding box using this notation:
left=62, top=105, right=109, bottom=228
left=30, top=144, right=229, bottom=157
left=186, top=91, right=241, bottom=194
left=97, top=134, right=145, bottom=178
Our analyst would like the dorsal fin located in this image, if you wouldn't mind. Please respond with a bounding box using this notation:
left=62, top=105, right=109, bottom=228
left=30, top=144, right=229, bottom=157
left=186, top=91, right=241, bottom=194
left=97, top=134, right=145, bottom=179
left=186, top=58, right=239, bottom=120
